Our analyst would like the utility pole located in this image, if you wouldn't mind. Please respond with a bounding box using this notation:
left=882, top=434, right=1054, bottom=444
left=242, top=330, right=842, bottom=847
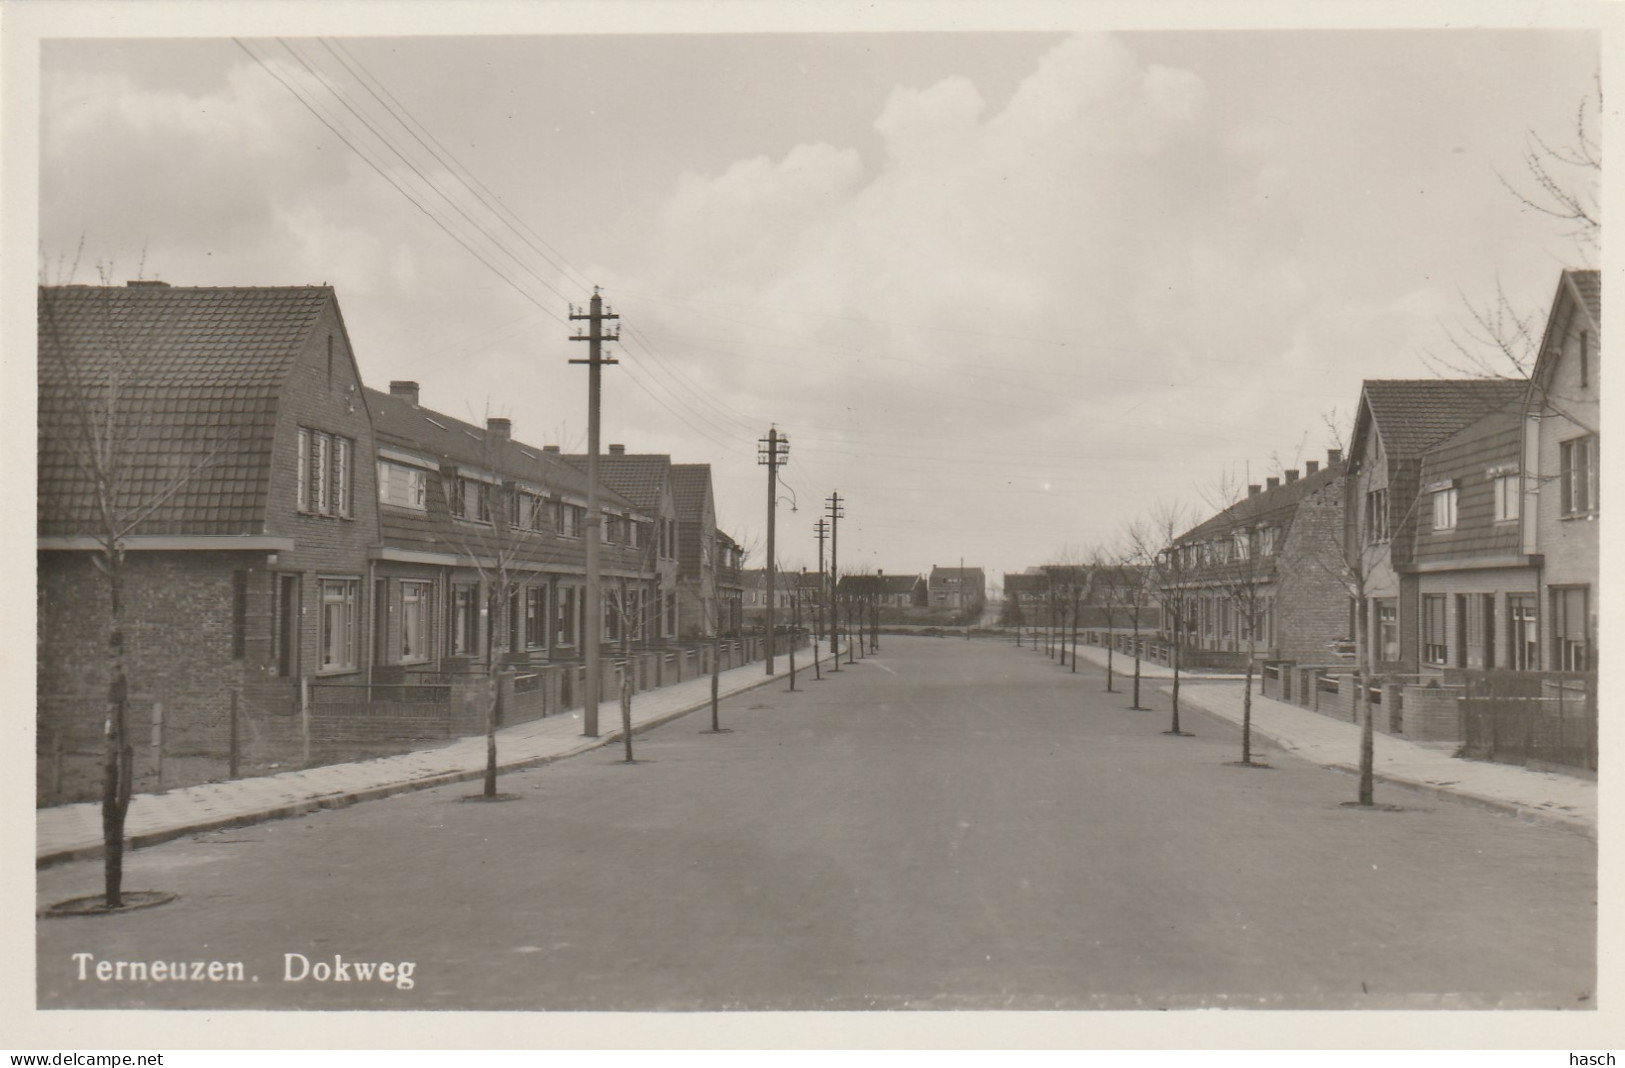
left=759, top=426, right=790, bottom=675
left=813, top=518, right=829, bottom=645
left=569, top=288, right=619, bottom=737
left=826, top=492, right=844, bottom=673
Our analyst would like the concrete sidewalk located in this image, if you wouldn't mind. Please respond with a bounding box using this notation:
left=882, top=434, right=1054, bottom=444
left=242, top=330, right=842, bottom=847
left=36, top=654, right=830, bottom=867
left=1061, top=642, right=1597, bottom=838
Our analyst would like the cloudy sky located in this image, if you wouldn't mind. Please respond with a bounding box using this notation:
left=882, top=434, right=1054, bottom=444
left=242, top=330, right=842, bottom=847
left=25, top=7, right=1604, bottom=586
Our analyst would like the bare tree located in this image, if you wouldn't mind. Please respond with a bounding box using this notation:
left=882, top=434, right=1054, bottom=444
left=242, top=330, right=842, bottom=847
left=442, top=433, right=593, bottom=796
left=1499, top=75, right=1601, bottom=251
left=1130, top=505, right=1196, bottom=737
left=1200, top=473, right=1274, bottom=768
left=39, top=268, right=233, bottom=908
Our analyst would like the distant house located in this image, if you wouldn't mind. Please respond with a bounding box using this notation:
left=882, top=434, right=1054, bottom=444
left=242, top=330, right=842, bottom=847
left=1002, top=570, right=1053, bottom=626
left=670, top=464, right=722, bottom=639
left=1162, top=450, right=1349, bottom=666
left=927, top=565, right=985, bottom=613
left=557, top=443, right=684, bottom=644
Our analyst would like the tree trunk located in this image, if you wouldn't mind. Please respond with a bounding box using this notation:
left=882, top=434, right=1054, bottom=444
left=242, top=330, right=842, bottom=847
left=484, top=672, right=500, bottom=798
left=1356, top=592, right=1374, bottom=806
left=621, top=665, right=634, bottom=763
left=1242, top=662, right=1254, bottom=765
left=1170, top=617, right=1183, bottom=734
left=710, top=630, right=721, bottom=731
left=102, top=560, right=133, bottom=908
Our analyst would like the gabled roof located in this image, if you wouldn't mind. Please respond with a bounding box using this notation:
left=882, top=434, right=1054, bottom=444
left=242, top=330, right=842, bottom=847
left=38, top=283, right=335, bottom=536
left=558, top=451, right=672, bottom=515
left=670, top=464, right=713, bottom=521
left=1358, top=379, right=1529, bottom=460
left=878, top=573, right=924, bottom=595
left=1530, top=268, right=1602, bottom=398
left=1177, top=461, right=1347, bottom=545
left=1004, top=572, right=1049, bottom=593
left=366, top=388, right=636, bottom=513
left=929, top=565, right=985, bottom=584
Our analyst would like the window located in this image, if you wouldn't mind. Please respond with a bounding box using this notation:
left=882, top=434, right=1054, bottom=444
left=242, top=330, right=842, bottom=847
left=1560, top=436, right=1598, bottom=516
left=453, top=478, right=492, bottom=524
left=1377, top=600, right=1398, bottom=662
left=604, top=590, right=621, bottom=642
left=451, top=583, right=480, bottom=657
left=296, top=430, right=354, bottom=517
left=1365, top=488, right=1390, bottom=543
left=1508, top=594, right=1538, bottom=671
left=1492, top=473, right=1519, bottom=522
left=400, top=581, right=431, bottom=662
left=513, top=492, right=545, bottom=532
left=1233, top=530, right=1251, bottom=560
left=1259, top=526, right=1277, bottom=557
left=666, top=591, right=677, bottom=638
left=378, top=461, right=429, bottom=510
left=556, top=502, right=584, bottom=538
left=231, top=570, right=248, bottom=660
left=523, top=586, right=547, bottom=649
left=557, top=586, right=578, bottom=647
left=319, top=578, right=360, bottom=673
left=1551, top=586, right=1590, bottom=671
left=1422, top=594, right=1448, bottom=666
left=1580, top=330, right=1590, bottom=389
left=627, top=588, right=644, bottom=640
left=1431, top=486, right=1458, bottom=530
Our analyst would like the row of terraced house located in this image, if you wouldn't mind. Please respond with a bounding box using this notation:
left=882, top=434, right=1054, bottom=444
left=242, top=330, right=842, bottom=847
left=1148, top=268, right=1599, bottom=770
left=36, top=281, right=751, bottom=802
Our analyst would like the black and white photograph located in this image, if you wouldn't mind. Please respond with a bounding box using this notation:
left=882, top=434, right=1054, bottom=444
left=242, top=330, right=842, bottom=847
left=5, top=0, right=1617, bottom=1053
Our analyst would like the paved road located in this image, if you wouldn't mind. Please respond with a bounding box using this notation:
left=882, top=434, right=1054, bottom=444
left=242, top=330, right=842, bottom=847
left=37, top=637, right=1594, bottom=1010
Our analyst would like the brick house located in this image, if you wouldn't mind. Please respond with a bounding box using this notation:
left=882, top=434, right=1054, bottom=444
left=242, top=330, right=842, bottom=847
left=366, top=384, right=659, bottom=674
left=1162, top=451, right=1350, bottom=667
left=1001, top=570, right=1053, bottom=626
left=927, top=565, right=986, bottom=613
left=1525, top=268, right=1600, bottom=672
left=1407, top=406, right=1539, bottom=675
left=556, top=443, right=685, bottom=646
left=1344, top=379, right=1530, bottom=676
left=670, top=463, right=721, bottom=639
left=38, top=282, right=380, bottom=774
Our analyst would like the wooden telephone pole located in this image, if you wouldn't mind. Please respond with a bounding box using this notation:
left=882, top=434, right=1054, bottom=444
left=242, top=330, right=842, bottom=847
left=759, top=427, right=789, bottom=675
left=569, top=288, right=619, bottom=737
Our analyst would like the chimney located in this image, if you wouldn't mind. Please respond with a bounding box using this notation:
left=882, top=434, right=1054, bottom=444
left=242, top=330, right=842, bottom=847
left=609, top=444, right=626, bottom=455
left=1285, top=469, right=1300, bottom=483
left=389, top=380, right=420, bottom=406
left=1305, top=460, right=1319, bottom=476
left=1266, top=476, right=1280, bottom=491
left=542, top=444, right=560, bottom=454
left=1248, top=484, right=1262, bottom=497
left=1328, top=447, right=1343, bottom=466
left=486, top=417, right=511, bottom=443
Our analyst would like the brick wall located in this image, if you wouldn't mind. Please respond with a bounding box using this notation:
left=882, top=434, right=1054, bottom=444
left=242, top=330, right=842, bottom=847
left=1275, top=480, right=1353, bottom=663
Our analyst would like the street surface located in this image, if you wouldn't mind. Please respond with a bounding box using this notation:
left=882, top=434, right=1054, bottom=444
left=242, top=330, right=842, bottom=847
left=37, top=636, right=1595, bottom=1010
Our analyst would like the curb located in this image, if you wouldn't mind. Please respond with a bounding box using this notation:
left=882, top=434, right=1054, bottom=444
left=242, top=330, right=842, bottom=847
left=1156, top=680, right=1596, bottom=839
left=37, top=655, right=831, bottom=869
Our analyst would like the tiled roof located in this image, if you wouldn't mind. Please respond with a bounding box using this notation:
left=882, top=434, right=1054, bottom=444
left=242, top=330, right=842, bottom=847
left=1569, top=268, right=1601, bottom=324
left=878, top=574, right=922, bottom=595
left=1361, top=379, right=1528, bottom=458
left=929, top=566, right=984, bottom=584
left=558, top=452, right=671, bottom=514
left=670, top=464, right=712, bottom=521
left=1178, top=461, right=1347, bottom=544
left=365, top=388, right=637, bottom=514
left=38, top=284, right=331, bottom=537
left=1004, top=573, right=1048, bottom=593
